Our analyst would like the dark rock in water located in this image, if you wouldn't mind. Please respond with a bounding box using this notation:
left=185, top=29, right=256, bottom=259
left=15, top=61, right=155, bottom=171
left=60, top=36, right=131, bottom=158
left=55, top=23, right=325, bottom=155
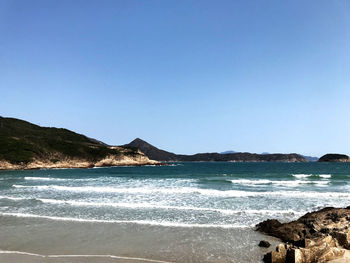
left=318, top=154, right=350, bottom=162
left=259, top=240, right=271, bottom=248
left=257, top=219, right=284, bottom=239
left=263, top=243, right=289, bottom=263
left=257, top=207, right=350, bottom=263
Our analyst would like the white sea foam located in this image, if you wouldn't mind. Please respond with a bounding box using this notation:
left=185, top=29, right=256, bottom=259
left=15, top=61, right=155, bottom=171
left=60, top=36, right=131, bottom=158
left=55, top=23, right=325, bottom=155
left=12, top=185, right=349, bottom=199
left=292, top=174, right=312, bottom=178
left=37, top=198, right=304, bottom=215
left=24, top=177, right=69, bottom=181
left=0, top=250, right=45, bottom=257
left=48, top=254, right=174, bottom=263
left=229, top=179, right=329, bottom=187
left=13, top=185, right=259, bottom=197
left=315, top=181, right=329, bottom=187
left=0, top=250, right=174, bottom=263
left=273, top=180, right=330, bottom=187
left=229, top=179, right=272, bottom=185
left=292, top=174, right=332, bottom=179
left=0, top=195, right=27, bottom=201
left=319, top=174, right=332, bottom=179
left=0, top=212, right=249, bottom=228
left=0, top=195, right=304, bottom=216
left=24, top=176, right=99, bottom=182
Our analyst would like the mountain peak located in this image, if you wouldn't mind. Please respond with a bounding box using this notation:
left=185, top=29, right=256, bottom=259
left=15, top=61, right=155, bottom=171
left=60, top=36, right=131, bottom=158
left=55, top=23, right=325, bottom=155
left=128, top=138, right=153, bottom=148
left=131, top=138, right=148, bottom=144
left=123, top=139, right=177, bottom=161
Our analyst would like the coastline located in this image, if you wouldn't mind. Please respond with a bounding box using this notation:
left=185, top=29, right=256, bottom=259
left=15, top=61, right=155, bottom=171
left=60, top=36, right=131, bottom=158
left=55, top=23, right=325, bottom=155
left=2, top=162, right=349, bottom=262
left=0, top=251, right=174, bottom=263
left=0, top=156, right=162, bottom=171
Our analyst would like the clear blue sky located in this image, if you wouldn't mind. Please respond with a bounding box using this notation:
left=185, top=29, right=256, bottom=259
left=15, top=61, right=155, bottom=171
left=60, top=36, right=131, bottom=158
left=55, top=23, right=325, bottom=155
left=1, top=0, right=349, bottom=156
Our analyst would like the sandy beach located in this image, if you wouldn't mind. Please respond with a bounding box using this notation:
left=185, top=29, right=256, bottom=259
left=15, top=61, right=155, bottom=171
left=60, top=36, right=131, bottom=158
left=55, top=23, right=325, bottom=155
left=0, top=214, right=280, bottom=263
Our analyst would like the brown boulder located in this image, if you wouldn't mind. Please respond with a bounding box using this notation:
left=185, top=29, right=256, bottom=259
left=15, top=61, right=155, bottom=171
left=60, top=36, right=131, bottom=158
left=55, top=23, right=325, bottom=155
left=257, top=207, right=350, bottom=263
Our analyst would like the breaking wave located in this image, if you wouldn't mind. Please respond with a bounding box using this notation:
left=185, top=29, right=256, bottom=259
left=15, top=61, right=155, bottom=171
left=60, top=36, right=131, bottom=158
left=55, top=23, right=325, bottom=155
left=292, top=174, right=332, bottom=179
left=0, top=212, right=249, bottom=228
left=12, top=185, right=349, bottom=198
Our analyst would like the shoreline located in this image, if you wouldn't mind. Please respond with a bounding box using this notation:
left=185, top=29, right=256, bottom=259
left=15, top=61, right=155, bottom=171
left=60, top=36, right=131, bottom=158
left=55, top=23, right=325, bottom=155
left=3, top=160, right=347, bottom=171
left=0, top=159, right=165, bottom=171
left=0, top=250, right=174, bottom=263
left=2, top=160, right=349, bottom=171
left=0, top=214, right=279, bottom=263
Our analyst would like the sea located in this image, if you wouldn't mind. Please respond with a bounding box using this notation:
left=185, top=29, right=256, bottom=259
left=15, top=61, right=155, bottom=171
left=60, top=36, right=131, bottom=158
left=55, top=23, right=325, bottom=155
left=0, top=162, right=350, bottom=263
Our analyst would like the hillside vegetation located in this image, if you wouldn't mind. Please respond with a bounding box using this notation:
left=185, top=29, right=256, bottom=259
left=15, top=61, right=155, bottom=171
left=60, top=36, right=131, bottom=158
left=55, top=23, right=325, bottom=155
left=0, top=116, right=147, bottom=168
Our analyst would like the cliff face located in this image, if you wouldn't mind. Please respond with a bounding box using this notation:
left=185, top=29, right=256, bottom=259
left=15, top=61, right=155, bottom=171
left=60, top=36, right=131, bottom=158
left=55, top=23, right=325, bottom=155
left=318, top=154, right=350, bottom=162
left=124, top=139, right=308, bottom=162
left=0, top=117, right=158, bottom=170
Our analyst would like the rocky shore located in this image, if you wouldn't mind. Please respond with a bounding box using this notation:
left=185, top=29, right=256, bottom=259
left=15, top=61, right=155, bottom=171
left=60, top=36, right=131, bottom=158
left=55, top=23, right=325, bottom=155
left=0, top=148, right=160, bottom=170
left=256, top=207, right=350, bottom=263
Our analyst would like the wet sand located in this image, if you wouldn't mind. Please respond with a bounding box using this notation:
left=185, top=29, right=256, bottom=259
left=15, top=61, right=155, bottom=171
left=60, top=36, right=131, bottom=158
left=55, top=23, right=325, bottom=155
left=0, top=252, right=172, bottom=263
left=0, top=215, right=280, bottom=263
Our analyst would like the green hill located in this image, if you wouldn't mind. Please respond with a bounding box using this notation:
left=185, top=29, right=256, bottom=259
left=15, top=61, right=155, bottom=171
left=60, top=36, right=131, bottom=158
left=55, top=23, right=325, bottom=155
left=0, top=116, right=145, bottom=167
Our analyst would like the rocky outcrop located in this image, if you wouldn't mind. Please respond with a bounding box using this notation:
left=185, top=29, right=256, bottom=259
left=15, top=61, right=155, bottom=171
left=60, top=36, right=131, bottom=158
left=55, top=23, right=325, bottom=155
left=256, top=207, right=350, bottom=263
left=0, top=149, right=159, bottom=170
left=318, top=154, right=350, bottom=162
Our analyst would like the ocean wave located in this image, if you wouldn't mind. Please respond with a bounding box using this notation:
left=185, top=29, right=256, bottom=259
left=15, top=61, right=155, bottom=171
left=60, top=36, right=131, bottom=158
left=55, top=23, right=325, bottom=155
left=11, top=185, right=350, bottom=198
left=0, top=212, right=249, bottom=228
left=292, top=174, right=332, bottom=179
left=319, top=174, right=332, bottom=179
left=229, top=179, right=271, bottom=185
left=36, top=198, right=304, bottom=215
left=0, top=195, right=304, bottom=216
left=199, top=178, right=234, bottom=184
left=229, top=179, right=329, bottom=187
left=24, top=177, right=69, bottom=181
left=13, top=185, right=258, bottom=197
left=0, top=195, right=27, bottom=201
left=292, top=174, right=312, bottom=178
left=23, top=176, right=101, bottom=182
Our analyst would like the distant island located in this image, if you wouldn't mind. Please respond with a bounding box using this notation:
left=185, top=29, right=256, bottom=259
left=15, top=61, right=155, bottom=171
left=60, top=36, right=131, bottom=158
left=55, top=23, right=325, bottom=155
left=318, top=154, right=350, bottom=162
left=124, top=138, right=308, bottom=162
left=0, top=117, right=348, bottom=170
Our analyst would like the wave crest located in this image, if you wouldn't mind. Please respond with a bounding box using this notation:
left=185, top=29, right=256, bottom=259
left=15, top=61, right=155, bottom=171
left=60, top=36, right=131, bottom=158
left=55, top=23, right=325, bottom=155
left=0, top=212, right=249, bottom=228
left=12, top=185, right=350, bottom=198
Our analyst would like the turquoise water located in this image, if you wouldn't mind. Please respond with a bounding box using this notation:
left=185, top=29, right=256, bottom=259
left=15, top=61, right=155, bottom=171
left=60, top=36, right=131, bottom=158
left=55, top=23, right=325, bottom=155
left=1, top=162, right=350, bottom=228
